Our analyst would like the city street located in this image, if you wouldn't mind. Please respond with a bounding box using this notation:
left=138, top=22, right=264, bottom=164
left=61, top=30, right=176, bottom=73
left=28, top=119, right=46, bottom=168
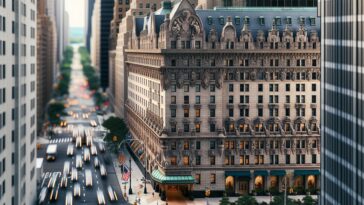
left=37, top=45, right=126, bottom=205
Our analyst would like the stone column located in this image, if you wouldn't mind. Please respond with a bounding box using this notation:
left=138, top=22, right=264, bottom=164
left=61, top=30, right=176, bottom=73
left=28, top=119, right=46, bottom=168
left=265, top=175, right=270, bottom=191
left=249, top=171, right=254, bottom=193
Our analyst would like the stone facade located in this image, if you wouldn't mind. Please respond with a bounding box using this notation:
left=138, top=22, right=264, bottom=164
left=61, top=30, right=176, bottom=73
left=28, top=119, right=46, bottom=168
left=119, top=0, right=320, bottom=197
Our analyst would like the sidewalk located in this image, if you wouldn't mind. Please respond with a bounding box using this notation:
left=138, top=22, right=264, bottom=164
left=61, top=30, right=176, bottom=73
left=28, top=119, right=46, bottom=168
left=112, top=147, right=163, bottom=205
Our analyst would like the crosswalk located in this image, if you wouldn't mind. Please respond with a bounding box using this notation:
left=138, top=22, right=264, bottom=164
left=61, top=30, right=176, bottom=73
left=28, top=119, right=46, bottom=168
left=49, top=137, right=73, bottom=144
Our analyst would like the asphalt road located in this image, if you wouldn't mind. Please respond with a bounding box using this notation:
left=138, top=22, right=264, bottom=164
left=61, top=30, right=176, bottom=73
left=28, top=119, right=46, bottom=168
left=37, top=45, right=127, bottom=205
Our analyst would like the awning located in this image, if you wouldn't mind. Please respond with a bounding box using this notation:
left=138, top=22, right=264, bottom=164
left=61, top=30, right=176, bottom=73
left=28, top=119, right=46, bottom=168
left=270, top=170, right=286, bottom=176
left=225, top=171, right=251, bottom=178
left=151, top=170, right=195, bottom=184
left=294, top=170, right=320, bottom=176
left=254, top=170, right=268, bottom=176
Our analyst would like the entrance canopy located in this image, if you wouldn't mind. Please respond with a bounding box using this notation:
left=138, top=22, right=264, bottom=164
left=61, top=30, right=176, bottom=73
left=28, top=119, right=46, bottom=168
left=151, top=170, right=195, bottom=184
left=294, top=170, right=320, bottom=176
left=254, top=170, right=268, bottom=176
left=225, top=171, right=251, bottom=178
left=270, top=170, right=286, bottom=176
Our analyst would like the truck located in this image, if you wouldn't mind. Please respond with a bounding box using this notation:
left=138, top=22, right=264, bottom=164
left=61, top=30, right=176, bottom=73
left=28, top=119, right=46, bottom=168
left=46, top=144, right=58, bottom=161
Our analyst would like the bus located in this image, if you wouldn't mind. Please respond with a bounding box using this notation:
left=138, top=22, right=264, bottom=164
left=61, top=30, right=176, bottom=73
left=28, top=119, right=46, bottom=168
left=46, top=144, right=57, bottom=161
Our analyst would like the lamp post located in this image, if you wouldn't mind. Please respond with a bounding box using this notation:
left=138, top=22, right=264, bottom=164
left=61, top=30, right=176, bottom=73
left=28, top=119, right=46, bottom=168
left=129, top=158, right=133, bottom=195
left=119, top=139, right=148, bottom=195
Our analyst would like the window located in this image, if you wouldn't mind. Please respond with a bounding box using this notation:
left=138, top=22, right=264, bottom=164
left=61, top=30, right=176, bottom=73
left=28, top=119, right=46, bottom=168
left=312, top=59, right=317, bottom=66
left=210, top=84, right=215, bottom=92
left=258, top=108, right=263, bottom=117
left=285, top=140, right=291, bottom=148
left=286, top=84, right=290, bottom=91
left=286, top=155, right=290, bottom=164
left=310, top=17, right=316, bottom=26
left=258, top=84, right=263, bottom=92
left=184, top=124, right=189, bottom=132
left=183, top=156, right=189, bottom=165
left=312, top=84, right=317, bottom=91
left=171, top=109, right=176, bottom=118
left=270, top=155, right=279, bottom=165
left=195, top=174, right=201, bottom=184
left=259, top=16, right=265, bottom=25
left=210, top=96, right=215, bottom=104
left=210, top=156, right=215, bottom=165
left=312, top=154, right=317, bottom=163
left=210, top=124, right=216, bottom=132
left=275, top=17, right=282, bottom=25
left=296, top=154, right=305, bottom=164
left=171, top=41, right=176, bottom=49
left=196, top=141, right=200, bottom=150
left=210, top=141, right=216, bottom=149
left=170, top=156, right=177, bottom=165
left=312, top=95, right=317, bottom=103
left=183, top=84, right=189, bottom=92
left=258, top=96, right=263, bottom=103
left=184, top=96, right=189, bottom=104
left=171, top=96, right=176, bottom=104
left=228, top=84, right=234, bottom=92
left=195, top=96, right=200, bottom=104
left=195, top=41, right=201, bottom=49
left=286, top=17, right=292, bottom=25
left=171, top=85, right=176, bottom=92
left=210, top=173, right=216, bottom=184
left=195, top=84, right=201, bottom=92
left=184, top=109, right=189, bottom=117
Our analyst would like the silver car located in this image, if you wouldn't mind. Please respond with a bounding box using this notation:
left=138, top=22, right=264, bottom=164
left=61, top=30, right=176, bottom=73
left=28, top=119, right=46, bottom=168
left=91, top=145, right=97, bottom=156
left=107, top=185, right=118, bottom=201
left=67, top=144, right=74, bottom=156
left=85, top=169, right=93, bottom=187
left=100, top=164, right=107, bottom=178
left=84, top=148, right=91, bottom=162
left=94, top=157, right=100, bottom=168
left=73, top=183, right=81, bottom=197
left=71, top=167, right=78, bottom=181
left=76, top=155, right=83, bottom=169
left=63, top=161, right=70, bottom=176
left=96, top=189, right=106, bottom=205
left=65, top=191, right=73, bottom=205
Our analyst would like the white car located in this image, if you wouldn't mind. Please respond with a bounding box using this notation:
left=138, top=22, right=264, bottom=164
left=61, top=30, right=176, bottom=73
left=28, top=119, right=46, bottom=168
left=100, top=164, right=107, bottom=178
left=76, top=137, right=82, bottom=148
left=71, top=167, right=78, bottom=181
left=65, top=191, right=73, bottom=205
left=96, top=189, right=106, bottom=205
left=67, top=144, right=74, bottom=156
left=84, top=148, right=91, bottom=162
left=73, top=183, right=81, bottom=197
left=60, top=175, right=68, bottom=188
left=107, top=185, right=118, bottom=201
left=98, top=143, right=105, bottom=153
left=85, top=169, right=93, bottom=187
left=91, top=146, right=97, bottom=156
left=86, top=136, right=93, bottom=147
left=76, top=155, right=83, bottom=169
left=94, top=157, right=100, bottom=168
left=38, top=187, right=47, bottom=204
left=63, top=161, right=70, bottom=176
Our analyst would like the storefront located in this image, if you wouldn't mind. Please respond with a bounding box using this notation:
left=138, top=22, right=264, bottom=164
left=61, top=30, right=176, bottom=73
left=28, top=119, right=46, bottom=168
left=293, top=170, right=320, bottom=194
left=151, top=169, right=195, bottom=201
left=269, top=170, right=286, bottom=193
left=225, top=171, right=251, bottom=195
left=253, top=170, right=268, bottom=194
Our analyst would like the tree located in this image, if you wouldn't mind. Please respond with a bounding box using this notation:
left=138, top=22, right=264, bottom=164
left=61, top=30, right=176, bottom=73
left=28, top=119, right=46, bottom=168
left=302, top=195, right=317, bottom=205
left=270, top=195, right=295, bottom=205
left=48, top=102, right=66, bottom=124
left=219, top=194, right=231, bottom=205
left=102, top=117, right=129, bottom=153
left=235, top=195, right=258, bottom=205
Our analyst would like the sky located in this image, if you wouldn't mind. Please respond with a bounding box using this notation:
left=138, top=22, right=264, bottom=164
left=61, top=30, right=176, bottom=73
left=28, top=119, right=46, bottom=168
left=65, top=0, right=85, bottom=28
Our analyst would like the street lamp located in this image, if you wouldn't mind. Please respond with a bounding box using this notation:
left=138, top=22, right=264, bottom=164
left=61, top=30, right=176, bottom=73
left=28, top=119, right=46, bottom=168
left=119, top=139, right=148, bottom=195
left=129, top=158, right=133, bottom=195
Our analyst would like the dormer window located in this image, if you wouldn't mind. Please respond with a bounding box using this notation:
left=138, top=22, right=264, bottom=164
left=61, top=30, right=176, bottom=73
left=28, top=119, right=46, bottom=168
left=310, top=17, right=316, bottom=26
left=234, top=16, right=240, bottom=25
left=244, top=16, right=250, bottom=25
left=219, top=16, right=225, bottom=25
left=275, top=17, right=282, bottom=26
left=259, top=16, right=265, bottom=25
left=286, top=17, right=292, bottom=25
left=207, top=16, right=213, bottom=25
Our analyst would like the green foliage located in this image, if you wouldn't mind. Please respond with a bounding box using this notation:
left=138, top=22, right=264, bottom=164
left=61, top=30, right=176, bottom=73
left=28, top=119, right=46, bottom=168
left=219, top=194, right=231, bottom=205
left=270, top=195, right=295, bottom=205
left=235, top=195, right=258, bottom=205
left=102, top=117, right=129, bottom=153
left=54, top=47, right=73, bottom=97
left=48, top=102, right=66, bottom=124
left=302, top=195, right=317, bottom=205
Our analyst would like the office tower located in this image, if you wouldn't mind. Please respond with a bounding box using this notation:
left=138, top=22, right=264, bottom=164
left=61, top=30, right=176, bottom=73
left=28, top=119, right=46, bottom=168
left=197, top=0, right=317, bottom=9
left=46, top=0, right=65, bottom=63
left=37, top=0, right=57, bottom=133
left=0, top=0, right=37, bottom=204
left=90, top=0, right=114, bottom=90
left=110, top=0, right=162, bottom=116
left=85, top=0, right=95, bottom=52
left=64, top=11, right=69, bottom=47
left=321, top=0, right=364, bottom=204
left=118, top=0, right=321, bottom=198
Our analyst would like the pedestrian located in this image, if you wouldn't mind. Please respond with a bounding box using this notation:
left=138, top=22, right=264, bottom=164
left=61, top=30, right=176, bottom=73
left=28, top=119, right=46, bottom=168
left=152, top=192, right=155, bottom=198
